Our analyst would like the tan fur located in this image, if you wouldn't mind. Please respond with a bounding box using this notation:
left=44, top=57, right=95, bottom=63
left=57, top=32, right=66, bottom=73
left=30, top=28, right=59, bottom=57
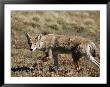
left=26, top=33, right=100, bottom=71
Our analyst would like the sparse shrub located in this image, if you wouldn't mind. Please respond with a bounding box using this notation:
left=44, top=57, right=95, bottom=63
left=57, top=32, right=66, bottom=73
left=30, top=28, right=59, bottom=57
left=32, top=17, right=40, bottom=22
left=46, top=23, right=59, bottom=30
left=11, top=11, right=100, bottom=77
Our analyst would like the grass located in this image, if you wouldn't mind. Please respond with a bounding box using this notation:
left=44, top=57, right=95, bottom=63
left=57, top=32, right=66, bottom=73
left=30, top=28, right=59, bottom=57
left=11, top=11, right=100, bottom=77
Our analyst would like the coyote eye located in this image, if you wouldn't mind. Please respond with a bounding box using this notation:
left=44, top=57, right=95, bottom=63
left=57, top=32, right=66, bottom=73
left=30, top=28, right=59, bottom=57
left=28, top=43, right=32, bottom=47
left=34, top=43, right=36, bottom=45
left=29, top=43, right=32, bottom=45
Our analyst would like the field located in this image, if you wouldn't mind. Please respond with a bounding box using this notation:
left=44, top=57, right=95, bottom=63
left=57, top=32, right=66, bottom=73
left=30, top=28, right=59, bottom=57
left=11, top=11, right=100, bottom=77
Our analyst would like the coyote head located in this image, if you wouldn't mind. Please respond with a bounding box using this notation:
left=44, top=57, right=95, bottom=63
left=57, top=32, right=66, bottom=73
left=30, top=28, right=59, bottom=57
left=26, top=33, right=44, bottom=51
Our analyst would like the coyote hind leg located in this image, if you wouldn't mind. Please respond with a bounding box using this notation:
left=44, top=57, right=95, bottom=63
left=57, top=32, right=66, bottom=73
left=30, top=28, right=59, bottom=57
left=86, top=53, right=100, bottom=68
left=72, top=48, right=81, bottom=72
left=85, top=45, right=100, bottom=68
left=73, top=57, right=81, bottom=72
left=53, top=51, right=59, bottom=70
left=77, top=43, right=100, bottom=68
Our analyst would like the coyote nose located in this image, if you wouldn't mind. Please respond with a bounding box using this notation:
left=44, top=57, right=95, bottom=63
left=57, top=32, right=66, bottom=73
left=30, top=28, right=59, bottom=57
left=30, top=49, right=33, bottom=51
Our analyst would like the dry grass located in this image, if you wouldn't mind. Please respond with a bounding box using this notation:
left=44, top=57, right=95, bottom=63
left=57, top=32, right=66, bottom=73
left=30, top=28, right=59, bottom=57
left=11, top=11, right=100, bottom=77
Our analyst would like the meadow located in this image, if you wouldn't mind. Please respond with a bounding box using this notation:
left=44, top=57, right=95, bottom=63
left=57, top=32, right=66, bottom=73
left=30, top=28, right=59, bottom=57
left=11, top=11, right=100, bottom=77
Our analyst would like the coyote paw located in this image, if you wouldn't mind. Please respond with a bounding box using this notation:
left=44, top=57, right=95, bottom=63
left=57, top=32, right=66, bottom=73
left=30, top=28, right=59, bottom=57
left=49, top=65, right=57, bottom=72
left=76, top=67, right=82, bottom=72
left=42, top=57, right=48, bottom=62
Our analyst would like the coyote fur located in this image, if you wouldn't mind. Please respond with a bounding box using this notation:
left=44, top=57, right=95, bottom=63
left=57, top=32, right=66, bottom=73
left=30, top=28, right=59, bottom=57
left=26, top=33, right=100, bottom=71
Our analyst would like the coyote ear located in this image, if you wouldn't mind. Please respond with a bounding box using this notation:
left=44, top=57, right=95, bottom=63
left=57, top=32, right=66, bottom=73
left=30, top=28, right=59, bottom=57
left=38, top=34, right=42, bottom=40
left=25, top=33, right=31, bottom=43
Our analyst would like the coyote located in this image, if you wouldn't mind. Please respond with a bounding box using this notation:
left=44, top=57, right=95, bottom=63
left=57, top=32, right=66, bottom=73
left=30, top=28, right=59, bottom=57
left=26, top=33, right=100, bottom=71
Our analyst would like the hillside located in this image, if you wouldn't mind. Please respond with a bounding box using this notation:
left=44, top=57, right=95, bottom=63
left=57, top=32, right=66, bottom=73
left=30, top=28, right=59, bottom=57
left=11, top=11, right=100, bottom=77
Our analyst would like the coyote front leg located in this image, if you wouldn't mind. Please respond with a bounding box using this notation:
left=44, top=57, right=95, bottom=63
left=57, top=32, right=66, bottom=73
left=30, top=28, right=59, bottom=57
left=48, top=48, right=53, bottom=59
left=42, top=48, right=53, bottom=62
left=48, top=49, right=59, bottom=72
left=48, top=48, right=55, bottom=65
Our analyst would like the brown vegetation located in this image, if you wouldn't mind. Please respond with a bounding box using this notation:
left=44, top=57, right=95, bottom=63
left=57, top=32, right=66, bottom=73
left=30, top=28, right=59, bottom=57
left=11, top=11, right=100, bottom=77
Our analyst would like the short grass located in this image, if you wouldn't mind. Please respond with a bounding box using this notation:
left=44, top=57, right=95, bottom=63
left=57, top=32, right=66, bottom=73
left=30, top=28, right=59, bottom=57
left=11, top=11, right=100, bottom=77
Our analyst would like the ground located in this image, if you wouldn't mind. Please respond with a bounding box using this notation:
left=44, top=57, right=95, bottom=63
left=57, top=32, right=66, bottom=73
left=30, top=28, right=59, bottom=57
left=11, top=11, right=100, bottom=77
